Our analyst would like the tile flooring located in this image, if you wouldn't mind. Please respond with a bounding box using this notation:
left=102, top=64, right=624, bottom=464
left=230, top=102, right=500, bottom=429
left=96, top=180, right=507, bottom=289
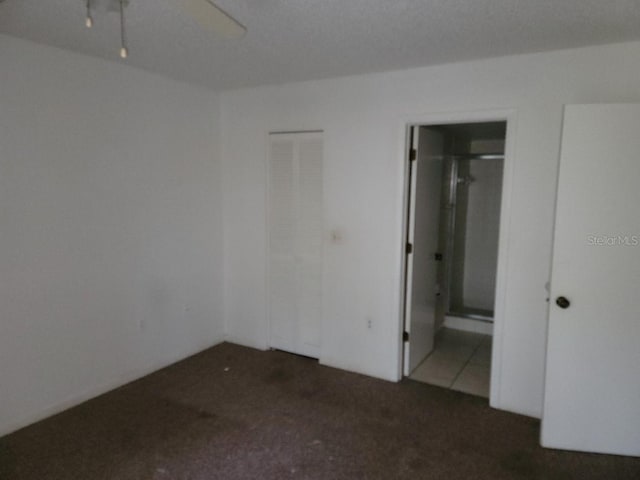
left=410, top=328, right=492, bottom=398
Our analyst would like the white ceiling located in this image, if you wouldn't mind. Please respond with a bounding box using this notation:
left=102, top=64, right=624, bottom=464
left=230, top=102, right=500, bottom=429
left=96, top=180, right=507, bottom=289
left=1, top=0, right=640, bottom=91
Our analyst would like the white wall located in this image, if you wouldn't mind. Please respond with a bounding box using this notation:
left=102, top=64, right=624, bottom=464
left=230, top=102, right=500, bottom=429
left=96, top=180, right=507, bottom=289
left=0, top=36, right=224, bottom=436
left=220, top=41, right=640, bottom=418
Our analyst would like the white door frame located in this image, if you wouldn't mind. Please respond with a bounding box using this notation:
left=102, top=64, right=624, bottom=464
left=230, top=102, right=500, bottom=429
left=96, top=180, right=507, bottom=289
left=396, top=108, right=518, bottom=409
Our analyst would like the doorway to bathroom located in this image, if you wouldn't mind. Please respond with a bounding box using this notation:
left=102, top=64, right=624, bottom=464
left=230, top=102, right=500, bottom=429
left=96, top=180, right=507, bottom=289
left=402, top=120, right=507, bottom=399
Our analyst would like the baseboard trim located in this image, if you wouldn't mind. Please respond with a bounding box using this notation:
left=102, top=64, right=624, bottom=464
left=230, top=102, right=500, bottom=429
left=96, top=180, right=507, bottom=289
left=223, top=334, right=269, bottom=351
left=444, top=315, right=494, bottom=335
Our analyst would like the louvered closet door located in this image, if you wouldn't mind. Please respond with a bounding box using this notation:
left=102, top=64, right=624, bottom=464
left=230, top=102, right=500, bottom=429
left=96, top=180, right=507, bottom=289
left=268, top=132, right=323, bottom=358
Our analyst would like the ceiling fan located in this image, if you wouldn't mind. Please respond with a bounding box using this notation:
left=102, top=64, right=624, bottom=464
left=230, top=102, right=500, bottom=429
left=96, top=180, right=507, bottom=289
left=83, top=0, right=246, bottom=58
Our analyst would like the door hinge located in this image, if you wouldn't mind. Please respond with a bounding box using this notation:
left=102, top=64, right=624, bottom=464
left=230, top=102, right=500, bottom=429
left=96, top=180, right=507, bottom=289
left=403, top=331, right=410, bottom=342
left=406, top=243, right=413, bottom=254
left=409, top=149, right=417, bottom=161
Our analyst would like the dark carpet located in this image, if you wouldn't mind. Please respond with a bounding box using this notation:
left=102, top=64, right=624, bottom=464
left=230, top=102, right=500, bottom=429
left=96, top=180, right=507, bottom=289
left=1, top=343, right=638, bottom=480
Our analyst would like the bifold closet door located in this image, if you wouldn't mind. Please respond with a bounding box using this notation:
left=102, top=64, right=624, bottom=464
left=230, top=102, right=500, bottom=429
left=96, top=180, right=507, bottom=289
left=268, top=132, right=323, bottom=359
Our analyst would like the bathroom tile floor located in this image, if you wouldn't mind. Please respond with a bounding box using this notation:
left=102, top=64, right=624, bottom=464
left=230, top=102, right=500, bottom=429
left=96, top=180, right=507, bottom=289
left=410, top=328, right=492, bottom=398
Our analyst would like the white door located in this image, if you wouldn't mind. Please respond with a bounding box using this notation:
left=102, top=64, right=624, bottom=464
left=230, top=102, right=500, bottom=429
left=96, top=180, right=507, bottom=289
left=541, top=104, right=640, bottom=457
left=268, top=132, right=323, bottom=359
left=404, top=126, right=444, bottom=375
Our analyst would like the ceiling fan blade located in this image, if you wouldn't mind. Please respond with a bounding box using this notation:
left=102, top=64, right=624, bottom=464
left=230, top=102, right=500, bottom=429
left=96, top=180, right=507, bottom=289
left=181, top=0, right=246, bottom=39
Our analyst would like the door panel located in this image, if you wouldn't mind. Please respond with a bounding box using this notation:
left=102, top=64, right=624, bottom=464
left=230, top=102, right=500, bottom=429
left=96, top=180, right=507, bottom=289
left=269, top=139, right=296, bottom=352
left=405, top=126, right=444, bottom=375
left=541, top=104, right=640, bottom=456
left=295, top=137, right=323, bottom=357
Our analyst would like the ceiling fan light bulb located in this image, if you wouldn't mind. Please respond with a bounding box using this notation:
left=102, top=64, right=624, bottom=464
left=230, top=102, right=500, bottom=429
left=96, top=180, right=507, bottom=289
left=120, top=47, right=128, bottom=59
left=85, top=15, right=93, bottom=28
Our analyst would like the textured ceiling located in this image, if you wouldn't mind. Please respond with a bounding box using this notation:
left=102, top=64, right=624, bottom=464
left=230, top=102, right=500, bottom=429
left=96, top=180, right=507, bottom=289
left=1, top=0, right=640, bottom=91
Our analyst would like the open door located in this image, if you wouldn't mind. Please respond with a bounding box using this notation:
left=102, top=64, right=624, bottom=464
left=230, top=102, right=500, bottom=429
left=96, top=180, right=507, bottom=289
left=541, top=104, right=640, bottom=456
left=404, top=126, right=444, bottom=375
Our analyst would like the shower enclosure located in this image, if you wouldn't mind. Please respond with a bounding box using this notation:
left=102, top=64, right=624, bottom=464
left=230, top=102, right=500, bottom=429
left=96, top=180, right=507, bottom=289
left=439, top=153, right=504, bottom=322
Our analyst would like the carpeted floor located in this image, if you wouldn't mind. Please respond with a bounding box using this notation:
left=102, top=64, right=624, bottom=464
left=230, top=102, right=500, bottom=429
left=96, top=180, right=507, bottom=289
left=1, top=343, right=638, bottom=480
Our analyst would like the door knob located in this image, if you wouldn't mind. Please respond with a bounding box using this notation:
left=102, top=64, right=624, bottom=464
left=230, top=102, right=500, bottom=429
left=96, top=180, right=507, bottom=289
left=556, top=296, right=571, bottom=309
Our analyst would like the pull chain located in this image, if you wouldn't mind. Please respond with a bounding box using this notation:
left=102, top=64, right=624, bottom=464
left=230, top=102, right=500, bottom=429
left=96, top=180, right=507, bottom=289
left=85, top=0, right=93, bottom=28
left=119, top=0, right=129, bottom=58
